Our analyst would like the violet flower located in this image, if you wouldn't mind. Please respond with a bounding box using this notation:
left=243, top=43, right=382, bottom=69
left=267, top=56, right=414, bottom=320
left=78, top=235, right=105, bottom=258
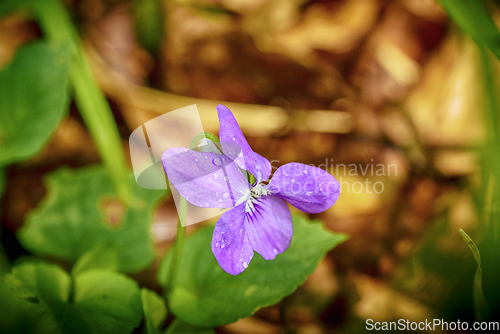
left=162, top=105, right=340, bottom=275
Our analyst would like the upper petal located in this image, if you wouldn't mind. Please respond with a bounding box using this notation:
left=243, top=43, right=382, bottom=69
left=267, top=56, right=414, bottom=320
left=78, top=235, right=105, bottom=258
left=211, top=202, right=254, bottom=275
left=217, top=104, right=271, bottom=183
left=162, top=147, right=250, bottom=208
left=244, top=194, right=293, bottom=260
left=268, top=163, right=340, bottom=213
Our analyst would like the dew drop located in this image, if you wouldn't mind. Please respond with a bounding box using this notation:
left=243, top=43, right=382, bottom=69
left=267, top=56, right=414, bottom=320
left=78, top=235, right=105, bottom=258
left=186, top=196, right=190, bottom=200
left=306, top=191, right=312, bottom=196
left=204, top=202, right=210, bottom=207
left=221, top=243, right=225, bottom=249
left=303, top=170, right=308, bottom=174
left=273, top=249, right=278, bottom=255
left=214, top=174, right=219, bottom=180
left=194, top=159, right=199, bottom=163
left=218, top=199, right=222, bottom=203
left=204, top=156, right=209, bottom=160
left=216, top=242, right=220, bottom=247
left=223, top=176, right=228, bottom=181
left=213, top=157, right=223, bottom=167
left=291, top=179, right=295, bottom=182
left=223, top=192, right=229, bottom=198
left=232, top=137, right=236, bottom=141
left=242, top=262, right=248, bottom=269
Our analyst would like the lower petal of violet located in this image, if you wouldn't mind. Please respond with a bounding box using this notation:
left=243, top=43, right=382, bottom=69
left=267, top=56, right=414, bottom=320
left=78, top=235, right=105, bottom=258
left=211, top=202, right=254, bottom=275
left=268, top=163, right=340, bottom=214
left=244, top=194, right=293, bottom=261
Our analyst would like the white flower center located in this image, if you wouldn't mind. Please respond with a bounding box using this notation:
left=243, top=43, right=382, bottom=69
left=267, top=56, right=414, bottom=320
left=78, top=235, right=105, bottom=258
left=245, top=183, right=271, bottom=213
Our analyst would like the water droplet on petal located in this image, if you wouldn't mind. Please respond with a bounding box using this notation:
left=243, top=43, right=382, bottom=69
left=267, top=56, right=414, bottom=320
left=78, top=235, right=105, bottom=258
left=204, top=156, right=208, bottom=160
left=232, top=137, right=236, bottom=141
left=194, top=159, right=199, bottom=163
left=223, top=192, right=229, bottom=198
left=303, top=170, right=308, bottom=174
left=306, top=191, right=312, bottom=196
left=186, top=196, right=190, bottom=200
left=273, top=249, right=278, bottom=255
left=213, top=157, right=223, bottom=167
left=242, top=262, right=248, bottom=268
left=218, top=199, right=222, bottom=203
left=214, top=174, right=218, bottom=180
left=221, top=243, right=225, bottom=249
left=216, top=242, right=220, bottom=247
left=204, top=202, right=210, bottom=207
left=291, top=179, right=295, bottom=182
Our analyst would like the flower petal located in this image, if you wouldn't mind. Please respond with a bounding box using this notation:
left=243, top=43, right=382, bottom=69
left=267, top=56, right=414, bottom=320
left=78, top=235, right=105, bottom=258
left=244, top=194, right=293, bottom=260
left=212, top=202, right=254, bottom=275
left=217, top=104, right=271, bottom=183
left=162, top=147, right=250, bottom=208
left=268, top=163, right=340, bottom=213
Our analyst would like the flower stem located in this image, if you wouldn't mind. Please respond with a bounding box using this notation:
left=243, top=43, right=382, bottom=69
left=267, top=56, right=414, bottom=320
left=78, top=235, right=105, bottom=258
left=165, top=196, right=187, bottom=293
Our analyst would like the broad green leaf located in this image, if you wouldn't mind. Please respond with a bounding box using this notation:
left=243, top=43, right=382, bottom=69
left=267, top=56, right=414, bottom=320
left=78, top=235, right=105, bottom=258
left=74, top=270, right=143, bottom=334
left=164, top=320, right=215, bottom=334
left=158, top=215, right=348, bottom=326
left=71, top=239, right=120, bottom=276
left=4, top=263, right=143, bottom=334
left=459, top=229, right=492, bottom=321
left=0, top=41, right=71, bottom=166
left=18, top=166, right=168, bottom=273
left=141, top=288, right=167, bottom=334
left=4, top=262, right=71, bottom=304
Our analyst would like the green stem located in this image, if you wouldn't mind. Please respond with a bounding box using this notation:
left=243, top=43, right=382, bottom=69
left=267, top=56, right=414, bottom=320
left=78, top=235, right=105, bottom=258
left=31, top=0, right=131, bottom=203
left=165, top=196, right=187, bottom=293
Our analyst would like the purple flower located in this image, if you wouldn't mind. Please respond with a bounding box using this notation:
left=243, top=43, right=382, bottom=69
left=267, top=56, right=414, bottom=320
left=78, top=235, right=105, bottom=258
left=162, top=105, right=340, bottom=275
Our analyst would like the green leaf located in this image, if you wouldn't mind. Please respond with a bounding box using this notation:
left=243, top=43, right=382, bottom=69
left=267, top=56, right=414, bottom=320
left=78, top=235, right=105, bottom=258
left=141, top=288, right=167, bottom=334
left=32, top=0, right=132, bottom=203
left=459, top=229, right=492, bottom=321
left=0, top=0, right=27, bottom=18
left=4, top=263, right=143, bottom=334
left=439, top=0, right=500, bottom=61
left=71, top=239, right=120, bottom=276
left=164, top=320, right=215, bottom=334
left=4, top=262, right=71, bottom=304
left=74, top=270, right=143, bottom=333
left=0, top=41, right=72, bottom=166
left=158, top=215, right=348, bottom=326
left=18, top=166, right=167, bottom=273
